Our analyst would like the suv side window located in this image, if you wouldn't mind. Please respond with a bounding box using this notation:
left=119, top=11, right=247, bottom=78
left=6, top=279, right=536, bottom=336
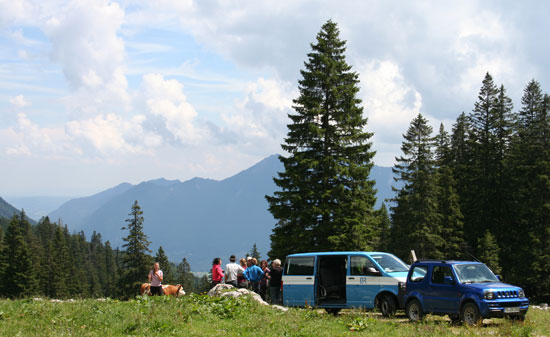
left=285, top=257, right=315, bottom=275
left=431, top=266, right=453, bottom=284
left=409, top=265, right=428, bottom=282
left=350, top=256, right=379, bottom=276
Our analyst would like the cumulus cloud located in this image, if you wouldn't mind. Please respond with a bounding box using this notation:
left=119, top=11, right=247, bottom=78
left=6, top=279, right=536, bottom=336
left=9, top=94, right=31, bottom=107
left=140, top=73, right=200, bottom=144
left=220, top=77, right=295, bottom=153
left=43, top=0, right=130, bottom=116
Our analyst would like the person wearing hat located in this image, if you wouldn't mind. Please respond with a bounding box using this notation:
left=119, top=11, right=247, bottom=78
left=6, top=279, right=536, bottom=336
left=225, top=254, right=244, bottom=288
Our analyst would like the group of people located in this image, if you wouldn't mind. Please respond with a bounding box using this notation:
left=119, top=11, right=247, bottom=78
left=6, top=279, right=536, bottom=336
left=211, top=255, right=283, bottom=305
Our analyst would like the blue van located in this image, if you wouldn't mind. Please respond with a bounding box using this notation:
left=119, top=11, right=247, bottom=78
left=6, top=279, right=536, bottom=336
left=282, top=251, right=409, bottom=315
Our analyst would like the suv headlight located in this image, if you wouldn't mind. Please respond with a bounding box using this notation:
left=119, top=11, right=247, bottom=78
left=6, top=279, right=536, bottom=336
left=484, top=291, right=495, bottom=300
left=519, top=289, right=525, bottom=298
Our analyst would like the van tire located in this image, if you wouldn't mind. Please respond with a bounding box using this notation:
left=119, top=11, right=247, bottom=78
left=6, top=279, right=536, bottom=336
left=406, top=299, right=423, bottom=322
left=379, top=294, right=397, bottom=317
left=325, top=308, right=341, bottom=316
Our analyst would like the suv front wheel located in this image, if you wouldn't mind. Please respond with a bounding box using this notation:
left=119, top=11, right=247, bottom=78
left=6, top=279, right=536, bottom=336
left=406, top=299, right=423, bottom=322
left=461, top=302, right=481, bottom=326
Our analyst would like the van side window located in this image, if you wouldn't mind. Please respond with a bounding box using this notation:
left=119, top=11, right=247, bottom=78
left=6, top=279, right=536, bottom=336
left=286, top=257, right=315, bottom=275
left=409, top=266, right=428, bottom=282
left=350, top=256, right=379, bottom=276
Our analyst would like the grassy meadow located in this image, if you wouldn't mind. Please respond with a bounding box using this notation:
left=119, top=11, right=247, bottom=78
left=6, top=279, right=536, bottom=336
left=0, top=294, right=548, bottom=337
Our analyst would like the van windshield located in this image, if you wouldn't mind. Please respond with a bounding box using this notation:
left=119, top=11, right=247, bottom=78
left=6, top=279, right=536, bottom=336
left=454, top=264, right=499, bottom=284
left=370, top=254, right=409, bottom=273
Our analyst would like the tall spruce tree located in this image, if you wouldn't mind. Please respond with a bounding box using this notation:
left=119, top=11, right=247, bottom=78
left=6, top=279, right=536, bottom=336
left=390, top=114, right=443, bottom=260
left=176, top=257, right=194, bottom=294
left=119, top=200, right=151, bottom=298
left=266, top=20, right=377, bottom=259
left=465, top=73, right=513, bottom=253
left=507, top=80, right=550, bottom=301
left=0, top=212, right=37, bottom=298
left=155, top=246, right=172, bottom=283
left=249, top=243, right=261, bottom=260
left=434, top=124, right=464, bottom=259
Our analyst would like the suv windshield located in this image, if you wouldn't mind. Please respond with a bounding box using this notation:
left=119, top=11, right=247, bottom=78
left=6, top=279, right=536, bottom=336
left=454, top=264, right=499, bottom=284
left=370, top=254, right=409, bottom=273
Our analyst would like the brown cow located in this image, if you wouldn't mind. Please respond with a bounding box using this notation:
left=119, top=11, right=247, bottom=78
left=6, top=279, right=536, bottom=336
left=139, top=283, right=185, bottom=297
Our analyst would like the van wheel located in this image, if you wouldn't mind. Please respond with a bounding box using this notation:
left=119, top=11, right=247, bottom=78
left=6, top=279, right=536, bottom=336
left=461, top=303, right=481, bottom=326
left=379, top=294, right=397, bottom=317
left=406, top=299, right=423, bottom=322
left=325, top=308, right=341, bottom=316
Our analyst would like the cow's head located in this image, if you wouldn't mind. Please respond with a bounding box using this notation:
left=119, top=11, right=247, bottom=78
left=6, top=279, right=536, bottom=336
left=176, top=284, right=185, bottom=297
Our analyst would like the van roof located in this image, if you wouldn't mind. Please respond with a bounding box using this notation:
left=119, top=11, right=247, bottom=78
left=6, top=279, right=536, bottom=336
left=287, top=251, right=393, bottom=258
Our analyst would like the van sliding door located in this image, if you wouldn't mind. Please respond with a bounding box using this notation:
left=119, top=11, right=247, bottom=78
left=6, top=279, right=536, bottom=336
left=282, top=257, right=315, bottom=307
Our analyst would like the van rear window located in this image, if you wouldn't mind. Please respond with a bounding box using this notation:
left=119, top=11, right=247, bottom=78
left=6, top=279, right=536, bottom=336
left=286, top=257, right=315, bottom=275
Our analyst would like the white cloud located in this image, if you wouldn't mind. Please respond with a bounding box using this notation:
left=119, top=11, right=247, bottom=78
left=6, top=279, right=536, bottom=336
left=140, top=73, right=200, bottom=144
left=221, top=77, right=295, bottom=153
left=2, top=113, right=78, bottom=158
left=9, top=94, right=31, bottom=107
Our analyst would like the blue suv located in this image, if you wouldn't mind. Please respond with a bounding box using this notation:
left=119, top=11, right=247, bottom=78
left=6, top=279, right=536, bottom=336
left=400, top=260, right=529, bottom=325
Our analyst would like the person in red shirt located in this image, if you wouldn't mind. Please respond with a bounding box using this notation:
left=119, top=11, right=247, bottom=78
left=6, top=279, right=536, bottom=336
left=211, top=257, right=224, bottom=288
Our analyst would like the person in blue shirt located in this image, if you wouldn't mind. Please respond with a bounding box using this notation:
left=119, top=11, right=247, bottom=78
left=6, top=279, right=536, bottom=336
left=244, top=258, right=264, bottom=294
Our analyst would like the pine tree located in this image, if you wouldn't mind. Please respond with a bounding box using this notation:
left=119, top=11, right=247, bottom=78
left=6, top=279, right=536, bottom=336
left=477, top=230, right=501, bottom=275
left=266, top=20, right=377, bottom=258
left=373, top=203, right=391, bottom=252
left=155, top=246, right=172, bottom=284
left=176, top=257, right=194, bottom=294
left=507, top=80, right=550, bottom=301
left=390, top=114, right=443, bottom=260
left=249, top=243, right=261, bottom=260
left=465, top=73, right=513, bottom=252
left=434, top=124, right=464, bottom=259
left=103, top=241, right=118, bottom=297
left=0, top=212, right=37, bottom=298
left=50, top=225, right=71, bottom=298
left=119, top=200, right=152, bottom=298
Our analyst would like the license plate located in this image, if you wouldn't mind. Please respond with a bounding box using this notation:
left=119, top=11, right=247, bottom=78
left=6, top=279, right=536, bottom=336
left=504, top=307, right=520, bottom=313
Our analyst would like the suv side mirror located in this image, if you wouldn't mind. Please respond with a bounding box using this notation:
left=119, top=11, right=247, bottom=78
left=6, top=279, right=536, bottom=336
left=496, top=275, right=502, bottom=281
left=444, top=276, right=455, bottom=285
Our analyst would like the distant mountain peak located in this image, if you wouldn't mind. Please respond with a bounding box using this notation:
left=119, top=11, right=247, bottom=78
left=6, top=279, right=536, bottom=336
left=145, top=178, right=181, bottom=187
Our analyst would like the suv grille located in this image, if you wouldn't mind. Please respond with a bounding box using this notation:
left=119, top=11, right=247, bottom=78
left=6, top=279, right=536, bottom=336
left=496, top=290, right=518, bottom=298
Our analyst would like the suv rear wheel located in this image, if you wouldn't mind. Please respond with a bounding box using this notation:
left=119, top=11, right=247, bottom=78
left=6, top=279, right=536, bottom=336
left=461, top=302, right=481, bottom=326
left=406, top=299, right=423, bottom=322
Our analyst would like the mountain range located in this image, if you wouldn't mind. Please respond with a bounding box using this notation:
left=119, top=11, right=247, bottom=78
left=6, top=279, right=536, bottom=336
left=6, top=155, right=396, bottom=271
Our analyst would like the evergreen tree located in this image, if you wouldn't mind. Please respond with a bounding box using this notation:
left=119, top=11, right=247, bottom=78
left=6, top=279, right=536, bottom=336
left=390, top=114, right=443, bottom=260
left=477, top=230, right=501, bottom=275
left=507, top=80, right=550, bottom=301
left=103, top=241, right=118, bottom=297
left=373, top=203, right=391, bottom=252
left=119, top=201, right=152, bottom=298
left=249, top=243, right=261, bottom=260
left=176, top=257, right=195, bottom=294
left=155, top=246, right=172, bottom=284
left=267, top=20, right=377, bottom=258
left=0, top=212, right=37, bottom=297
left=465, top=73, right=513, bottom=252
left=51, top=225, right=72, bottom=298
left=434, top=124, right=464, bottom=259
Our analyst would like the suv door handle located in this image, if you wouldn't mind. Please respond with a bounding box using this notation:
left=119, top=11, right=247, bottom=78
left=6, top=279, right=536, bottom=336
left=306, top=277, right=312, bottom=280
left=348, top=277, right=355, bottom=280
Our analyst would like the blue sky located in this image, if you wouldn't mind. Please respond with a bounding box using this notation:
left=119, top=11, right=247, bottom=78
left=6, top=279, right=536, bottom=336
left=1, top=0, right=549, bottom=197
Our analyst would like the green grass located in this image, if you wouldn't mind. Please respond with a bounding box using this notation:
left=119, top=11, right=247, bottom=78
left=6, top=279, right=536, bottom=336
left=0, top=295, right=548, bottom=336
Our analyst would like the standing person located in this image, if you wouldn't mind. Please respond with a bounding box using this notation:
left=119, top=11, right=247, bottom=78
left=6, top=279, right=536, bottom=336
left=244, top=258, right=264, bottom=294
left=237, top=258, right=248, bottom=288
left=259, top=260, right=270, bottom=301
left=225, top=255, right=244, bottom=287
left=148, top=262, right=164, bottom=296
left=211, top=257, right=224, bottom=288
left=268, top=259, right=283, bottom=305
